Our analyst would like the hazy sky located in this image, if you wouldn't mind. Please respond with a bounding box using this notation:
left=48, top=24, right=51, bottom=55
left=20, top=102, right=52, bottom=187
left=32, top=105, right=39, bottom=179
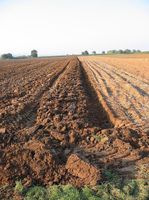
left=0, top=0, right=149, bottom=56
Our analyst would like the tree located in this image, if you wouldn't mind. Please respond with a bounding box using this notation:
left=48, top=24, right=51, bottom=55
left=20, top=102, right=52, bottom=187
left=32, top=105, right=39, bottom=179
left=31, top=50, right=38, bottom=57
left=92, top=51, right=96, bottom=55
left=107, top=50, right=116, bottom=54
left=118, top=49, right=123, bottom=54
left=136, top=50, right=141, bottom=53
left=1, top=53, right=13, bottom=59
left=102, top=51, right=105, bottom=54
left=82, top=50, right=89, bottom=55
left=124, top=49, right=131, bottom=54
left=84, top=50, right=89, bottom=55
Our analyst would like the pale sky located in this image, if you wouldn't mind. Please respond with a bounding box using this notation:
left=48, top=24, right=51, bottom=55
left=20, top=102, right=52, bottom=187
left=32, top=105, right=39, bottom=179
left=0, top=0, right=149, bottom=56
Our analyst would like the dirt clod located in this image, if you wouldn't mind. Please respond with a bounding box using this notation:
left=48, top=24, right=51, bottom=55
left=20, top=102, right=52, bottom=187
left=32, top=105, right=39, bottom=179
left=66, top=153, right=101, bottom=185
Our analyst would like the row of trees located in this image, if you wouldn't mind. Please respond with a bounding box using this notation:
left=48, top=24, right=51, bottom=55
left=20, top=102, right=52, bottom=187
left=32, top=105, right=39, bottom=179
left=1, top=53, right=13, bottom=59
left=82, top=49, right=142, bottom=55
left=107, top=49, right=141, bottom=54
left=1, top=50, right=38, bottom=59
left=82, top=50, right=97, bottom=55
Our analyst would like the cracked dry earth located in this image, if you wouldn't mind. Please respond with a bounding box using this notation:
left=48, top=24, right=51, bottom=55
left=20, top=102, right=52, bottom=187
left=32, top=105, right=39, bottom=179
left=0, top=57, right=149, bottom=197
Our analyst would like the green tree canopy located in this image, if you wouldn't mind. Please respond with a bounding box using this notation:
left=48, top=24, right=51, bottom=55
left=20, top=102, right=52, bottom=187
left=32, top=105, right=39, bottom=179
left=82, top=50, right=89, bottom=55
left=1, top=53, right=13, bottom=59
left=31, top=50, right=38, bottom=57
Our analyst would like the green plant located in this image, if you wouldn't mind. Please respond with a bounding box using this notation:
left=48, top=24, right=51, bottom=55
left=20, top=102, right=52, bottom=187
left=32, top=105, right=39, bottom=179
left=48, top=185, right=81, bottom=200
left=104, top=170, right=121, bottom=185
left=123, top=179, right=149, bottom=200
left=25, top=186, right=48, bottom=200
left=81, top=186, right=100, bottom=200
left=15, top=180, right=148, bottom=200
left=14, top=181, right=24, bottom=194
left=123, top=180, right=139, bottom=196
left=92, top=135, right=102, bottom=142
left=1, top=53, right=13, bottom=59
left=95, top=183, right=117, bottom=200
left=92, top=134, right=108, bottom=143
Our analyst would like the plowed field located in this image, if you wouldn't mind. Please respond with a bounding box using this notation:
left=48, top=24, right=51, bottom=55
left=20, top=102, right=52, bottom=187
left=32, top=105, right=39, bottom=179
left=0, top=56, right=149, bottom=198
left=79, top=56, right=149, bottom=131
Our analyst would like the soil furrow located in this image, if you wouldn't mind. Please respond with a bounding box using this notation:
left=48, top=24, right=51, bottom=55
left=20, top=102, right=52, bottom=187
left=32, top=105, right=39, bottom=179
left=0, top=59, right=70, bottom=133
left=81, top=59, right=149, bottom=128
left=89, top=62, right=145, bottom=121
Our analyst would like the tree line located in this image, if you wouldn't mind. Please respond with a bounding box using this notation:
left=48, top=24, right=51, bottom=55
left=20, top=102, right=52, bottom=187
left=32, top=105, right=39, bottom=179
left=106, top=49, right=141, bottom=54
left=1, top=50, right=38, bottom=59
left=0, top=49, right=144, bottom=59
left=82, top=49, right=142, bottom=55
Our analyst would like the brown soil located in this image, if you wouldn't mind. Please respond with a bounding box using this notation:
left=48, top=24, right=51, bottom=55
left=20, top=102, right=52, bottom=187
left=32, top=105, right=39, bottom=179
left=80, top=54, right=149, bottom=80
left=0, top=57, right=148, bottom=198
left=79, top=57, right=149, bottom=132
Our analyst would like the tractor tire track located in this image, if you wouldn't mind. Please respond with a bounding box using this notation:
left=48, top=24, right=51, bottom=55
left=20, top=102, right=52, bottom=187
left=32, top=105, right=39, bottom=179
left=80, top=59, right=149, bottom=130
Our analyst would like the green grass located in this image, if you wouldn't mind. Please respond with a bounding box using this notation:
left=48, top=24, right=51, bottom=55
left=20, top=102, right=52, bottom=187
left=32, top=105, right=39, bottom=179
left=25, top=186, right=49, bottom=200
left=14, top=179, right=149, bottom=200
left=47, top=185, right=81, bottom=200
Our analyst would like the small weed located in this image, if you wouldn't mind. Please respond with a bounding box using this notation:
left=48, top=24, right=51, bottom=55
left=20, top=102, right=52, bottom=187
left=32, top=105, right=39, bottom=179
left=104, top=170, right=121, bottom=185
left=48, top=185, right=81, bottom=200
left=93, top=134, right=108, bottom=143
left=14, top=181, right=24, bottom=194
left=92, top=135, right=102, bottom=142
left=122, top=179, right=149, bottom=200
left=81, top=186, right=100, bottom=200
